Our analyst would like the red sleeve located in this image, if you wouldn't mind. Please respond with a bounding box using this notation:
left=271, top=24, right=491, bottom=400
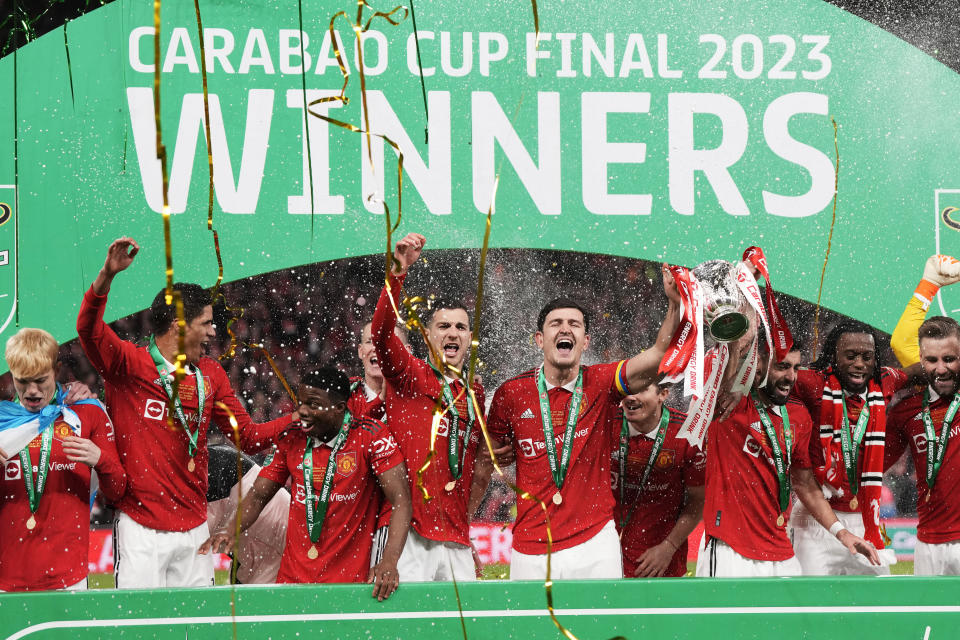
left=884, top=407, right=910, bottom=471
left=881, top=367, right=909, bottom=399
left=76, top=286, right=140, bottom=378
left=683, top=442, right=706, bottom=487
left=208, top=362, right=294, bottom=455
left=485, top=383, right=512, bottom=442
left=258, top=438, right=292, bottom=485
left=792, top=369, right=823, bottom=418
left=366, top=421, right=404, bottom=475
left=372, top=273, right=413, bottom=382
left=789, top=402, right=814, bottom=469
left=87, top=406, right=127, bottom=504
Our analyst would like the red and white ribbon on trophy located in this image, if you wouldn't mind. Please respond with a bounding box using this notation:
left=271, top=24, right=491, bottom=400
left=660, top=247, right=793, bottom=446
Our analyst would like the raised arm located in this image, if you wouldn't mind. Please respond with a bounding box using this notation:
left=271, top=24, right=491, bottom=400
left=372, top=233, right=425, bottom=380
left=76, top=238, right=142, bottom=377
left=891, top=254, right=960, bottom=371
left=198, top=475, right=282, bottom=555
left=622, top=264, right=681, bottom=392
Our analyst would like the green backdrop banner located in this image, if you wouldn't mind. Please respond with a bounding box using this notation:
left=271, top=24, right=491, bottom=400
left=2, top=0, right=959, bottom=353
left=1, top=579, right=958, bottom=639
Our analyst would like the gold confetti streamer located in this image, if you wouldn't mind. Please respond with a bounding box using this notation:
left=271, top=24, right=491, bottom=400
left=152, top=0, right=188, bottom=434
left=812, top=117, right=839, bottom=358
left=215, top=400, right=242, bottom=640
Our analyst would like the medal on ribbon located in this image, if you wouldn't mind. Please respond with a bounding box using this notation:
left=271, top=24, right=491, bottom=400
left=618, top=407, right=669, bottom=529
left=19, top=426, right=53, bottom=530
left=148, top=335, right=205, bottom=464
left=430, top=364, right=476, bottom=491
left=536, top=367, right=584, bottom=506
left=839, top=395, right=870, bottom=510
left=752, top=393, right=791, bottom=526
left=303, top=409, right=352, bottom=559
left=921, top=389, right=960, bottom=501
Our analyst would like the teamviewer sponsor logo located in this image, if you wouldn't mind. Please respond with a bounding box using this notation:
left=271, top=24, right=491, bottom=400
left=144, top=399, right=166, bottom=420
left=913, top=433, right=928, bottom=454
left=4, top=460, right=21, bottom=481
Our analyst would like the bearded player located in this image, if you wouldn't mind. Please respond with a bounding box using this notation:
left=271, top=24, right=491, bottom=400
left=201, top=368, right=411, bottom=599
left=0, top=328, right=126, bottom=591
left=697, top=341, right=879, bottom=577
left=372, top=233, right=502, bottom=582
left=485, top=268, right=681, bottom=581
left=790, top=320, right=918, bottom=574
left=885, top=317, right=960, bottom=574
left=613, top=382, right=704, bottom=578
left=76, top=237, right=298, bottom=588
left=884, top=255, right=960, bottom=575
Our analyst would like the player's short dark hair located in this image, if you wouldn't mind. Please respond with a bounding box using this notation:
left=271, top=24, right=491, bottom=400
left=422, top=298, right=471, bottom=329
left=300, top=367, right=351, bottom=403
left=150, top=283, right=211, bottom=335
left=810, top=319, right=881, bottom=385
left=919, top=316, right=960, bottom=343
left=536, top=297, right=590, bottom=333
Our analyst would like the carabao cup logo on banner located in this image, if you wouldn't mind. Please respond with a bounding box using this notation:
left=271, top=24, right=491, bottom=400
left=935, top=189, right=960, bottom=316
left=0, top=186, right=14, bottom=337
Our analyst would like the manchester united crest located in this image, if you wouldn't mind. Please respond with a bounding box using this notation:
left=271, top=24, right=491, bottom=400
left=336, top=451, right=357, bottom=477
left=656, top=449, right=676, bottom=469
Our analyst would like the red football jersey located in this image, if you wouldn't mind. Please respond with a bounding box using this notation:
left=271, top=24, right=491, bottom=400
left=793, top=367, right=907, bottom=512
left=260, top=416, right=403, bottom=583
left=487, top=362, right=625, bottom=555
left=77, top=286, right=293, bottom=532
left=886, top=389, right=960, bottom=544
left=348, top=378, right=391, bottom=529
left=372, top=274, right=484, bottom=546
left=0, top=405, right=125, bottom=591
left=703, top=396, right=812, bottom=562
left=613, top=406, right=705, bottom=578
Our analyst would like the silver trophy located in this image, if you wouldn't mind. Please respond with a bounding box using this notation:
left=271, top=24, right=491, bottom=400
left=691, top=260, right=750, bottom=343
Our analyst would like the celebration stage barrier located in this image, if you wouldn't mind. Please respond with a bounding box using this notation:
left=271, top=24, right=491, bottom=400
left=1, top=577, right=957, bottom=639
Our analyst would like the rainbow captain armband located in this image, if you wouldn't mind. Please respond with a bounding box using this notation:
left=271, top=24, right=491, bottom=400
left=614, top=360, right=630, bottom=396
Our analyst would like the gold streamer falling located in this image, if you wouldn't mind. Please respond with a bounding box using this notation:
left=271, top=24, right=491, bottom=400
left=193, top=0, right=247, bottom=363
left=152, top=0, right=188, bottom=434
left=453, top=5, right=587, bottom=639
left=215, top=400, right=242, bottom=640
left=812, top=117, right=839, bottom=359
left=312, top=3, right=582, bottom=638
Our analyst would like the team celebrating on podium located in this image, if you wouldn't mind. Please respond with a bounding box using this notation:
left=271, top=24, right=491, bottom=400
left=1, top=234, right=959, bottom=593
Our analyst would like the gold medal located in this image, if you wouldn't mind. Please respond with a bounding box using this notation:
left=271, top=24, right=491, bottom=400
left=444, top=481, right=456, bottom=492
left=776, top=513, right=785, bottom=527
left=26, top=515, right=36, bottom=530
left=552, top=492, right=563, bottom=506
left=187, top=458, right=196, bottom=473
left=849, top=496, right=858, bottom=510
left=307, top=545, right=319, bottom=559
left=926, top=493, right=931, bottom=504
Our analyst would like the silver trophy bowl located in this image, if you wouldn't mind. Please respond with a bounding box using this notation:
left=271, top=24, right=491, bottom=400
left=691, top=260, right=750, bottom=343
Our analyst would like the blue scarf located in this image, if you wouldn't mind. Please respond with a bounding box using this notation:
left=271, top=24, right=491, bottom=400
left=0, top=384, right=106, bottom=436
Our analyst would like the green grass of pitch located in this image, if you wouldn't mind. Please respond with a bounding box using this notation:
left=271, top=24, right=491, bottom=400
left=86, top=560, right=915, bottom=588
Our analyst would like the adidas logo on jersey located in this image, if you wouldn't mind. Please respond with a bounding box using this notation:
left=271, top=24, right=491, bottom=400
left=520, top=408, right=535, bottom=419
